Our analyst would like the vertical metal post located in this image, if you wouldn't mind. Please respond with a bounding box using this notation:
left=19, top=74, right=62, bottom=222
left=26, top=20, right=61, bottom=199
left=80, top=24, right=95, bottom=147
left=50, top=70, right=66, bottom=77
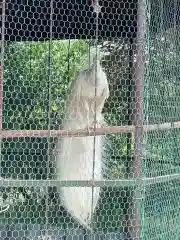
left=45, top=0, right=53, bottom=239
left=0, top=0, right=5, bottom=176
left=132, top=0, right=147, bottom=240
left=126, top=38, right=134, bottom=175
left=125, top=37, right=135, bottom=240
left=0, top=61, right=3, bottom=132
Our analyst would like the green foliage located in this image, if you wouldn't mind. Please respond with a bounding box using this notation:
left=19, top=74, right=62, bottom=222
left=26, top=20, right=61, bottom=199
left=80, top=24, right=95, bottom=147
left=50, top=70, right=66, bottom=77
left=4, top=40, right=90, bottom=130
left=144, top=29, right=180, bottom=176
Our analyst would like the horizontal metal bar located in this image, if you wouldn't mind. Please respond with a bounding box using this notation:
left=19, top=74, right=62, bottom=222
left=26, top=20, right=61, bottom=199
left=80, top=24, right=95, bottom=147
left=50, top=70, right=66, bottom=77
left=1, top=126, right=134, bottom=138
left=0, top=173, right=180, bottom=188
left=0, top=179, right=136, bottom=188
left=1, top=121, right=180, bottom=138
left=144, top=173, right=180, bottom=185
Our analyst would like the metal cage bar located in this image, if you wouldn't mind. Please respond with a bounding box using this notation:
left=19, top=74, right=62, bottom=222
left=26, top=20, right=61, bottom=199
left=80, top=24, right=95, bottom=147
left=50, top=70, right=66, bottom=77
left=0, top=1, right=180, bottom=240
left=0, top=172, right=180, bottom=187
left=1, top=121, right=180, bottom=138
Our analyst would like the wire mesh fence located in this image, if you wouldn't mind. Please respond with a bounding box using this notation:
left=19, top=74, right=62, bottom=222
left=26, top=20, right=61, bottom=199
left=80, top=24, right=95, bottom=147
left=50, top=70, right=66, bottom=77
left=0, top=0, right=180, bottom=239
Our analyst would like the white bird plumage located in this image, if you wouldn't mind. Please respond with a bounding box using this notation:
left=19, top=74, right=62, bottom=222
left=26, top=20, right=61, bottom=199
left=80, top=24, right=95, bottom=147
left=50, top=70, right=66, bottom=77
left=55, top=58, right=109, bottom=229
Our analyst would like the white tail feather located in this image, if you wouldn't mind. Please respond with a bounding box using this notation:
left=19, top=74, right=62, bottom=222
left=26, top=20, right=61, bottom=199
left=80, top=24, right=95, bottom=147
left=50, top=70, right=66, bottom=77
left=55, top=60, right=109, bottom=228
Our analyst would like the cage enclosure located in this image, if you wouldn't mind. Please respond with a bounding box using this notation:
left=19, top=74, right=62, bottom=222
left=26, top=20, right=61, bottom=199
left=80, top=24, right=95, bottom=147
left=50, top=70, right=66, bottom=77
left=0, top=0, right=180, bottom=239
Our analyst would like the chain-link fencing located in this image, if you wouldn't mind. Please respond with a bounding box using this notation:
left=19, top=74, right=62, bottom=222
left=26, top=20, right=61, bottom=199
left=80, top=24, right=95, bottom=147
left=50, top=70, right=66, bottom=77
left=0, top=0, right=180, bottom=239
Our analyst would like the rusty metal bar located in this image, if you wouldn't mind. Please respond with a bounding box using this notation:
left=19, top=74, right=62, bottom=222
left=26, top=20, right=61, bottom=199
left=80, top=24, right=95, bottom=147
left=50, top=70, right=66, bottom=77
left=132, top=0, right=147, bottom=239
left=134, top=0, right=146, bottom=181
left=0, top=121, right=180, bottom=138
left=0, top=126, right=134, bottom=138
